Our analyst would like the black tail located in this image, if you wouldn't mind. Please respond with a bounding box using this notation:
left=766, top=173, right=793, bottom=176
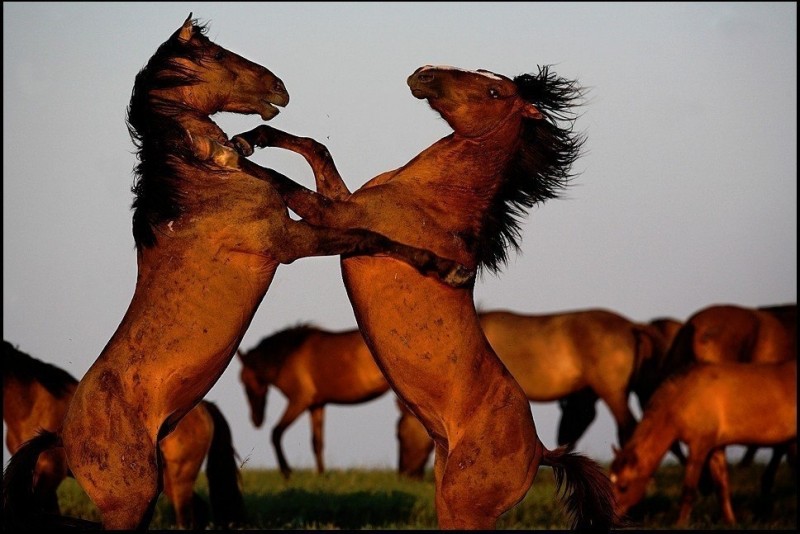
left=541, top=446, right=620, bottom=531
left=201, top=401, right=245, bottom=527
left=2, top=430, right=100, bottom=530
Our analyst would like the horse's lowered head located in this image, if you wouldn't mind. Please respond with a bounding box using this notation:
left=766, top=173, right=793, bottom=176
left=237, top=349, right=271, bottom=427
left=609, top=445, right=650, bottom=519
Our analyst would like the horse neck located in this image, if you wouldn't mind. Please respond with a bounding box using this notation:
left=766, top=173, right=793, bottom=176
left=402, top=117, right=523, bottom=200
left=627, top=398, right=680, bottom=475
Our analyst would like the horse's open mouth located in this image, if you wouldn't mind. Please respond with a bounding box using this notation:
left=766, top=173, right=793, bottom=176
left=410, top=87, right=438, bottom=100
left=259, top=101, right=284, bottom=121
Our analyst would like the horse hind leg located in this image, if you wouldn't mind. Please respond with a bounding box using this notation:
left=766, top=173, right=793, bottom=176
left=62, top=392, right=162, bottom=529
left=436, top=432, right=539, bottom=529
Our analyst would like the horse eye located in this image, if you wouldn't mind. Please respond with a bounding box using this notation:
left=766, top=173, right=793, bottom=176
left=214, top=51, right=225, bottom=60
left=489, top=88, right=500, bottom=99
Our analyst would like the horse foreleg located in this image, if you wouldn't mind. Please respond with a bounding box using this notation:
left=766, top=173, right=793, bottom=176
left=232, top=124, right=352, bottom=199
left=264, top=217, right=474, bottom=288
left=271, top=401, right=308, bottom=479
left=187, top=137, right=474, bottom=287
left=603, top=393, right=638, bottom=447
left=677, top=448, right=708, bottom=527
left=309, top=405, right=326, bottom=474
left=707, top=447, right=736, bottom=525
left=556, top=389, right=598, bottom=450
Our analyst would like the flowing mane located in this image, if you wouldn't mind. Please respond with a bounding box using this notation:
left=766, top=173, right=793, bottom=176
left=478, top=65, right=586, bottom=273
left=126, top=18, right=218, bottom=249
left=2, top=341, right=78, bottom=399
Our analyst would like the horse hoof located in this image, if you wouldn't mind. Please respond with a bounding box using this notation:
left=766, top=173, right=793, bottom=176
left=445, top=265, right=476, bottom=288
left=232, top=135, right=254, bottom=157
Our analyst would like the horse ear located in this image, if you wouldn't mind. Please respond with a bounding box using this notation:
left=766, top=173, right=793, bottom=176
left=522, top=102, right=543, bottom=120
left=178, top=13, right=194, bottom=43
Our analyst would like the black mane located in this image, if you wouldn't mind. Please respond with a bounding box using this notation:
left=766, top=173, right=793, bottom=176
left=2, top=341, right=78, bottom=399
left=248, top=324, right=318, bottom=369
left=477, top=65, right=586, bottom=274
left=127, top=19, right=215, bottom=249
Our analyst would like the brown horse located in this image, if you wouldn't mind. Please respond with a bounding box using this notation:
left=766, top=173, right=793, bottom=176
left=609, top=359, right=797, bottom=526
left=2, top=16, right=468, bottom=531
left=397, top=309, right=680, bottom=477
left=2, top=340, right=244, bottom=529
left=237, top=324, right=394, bottom=479
left=638, top=303, right=797, bottom=471
left=230, top=65, right=617, bottom=529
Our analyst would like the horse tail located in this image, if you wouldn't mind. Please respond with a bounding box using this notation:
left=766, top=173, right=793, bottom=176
left=201, top=401, right=245, bottom=527
left=3, top=430, right=100, bottom=530
left=540, top=445, right=620, bottom=531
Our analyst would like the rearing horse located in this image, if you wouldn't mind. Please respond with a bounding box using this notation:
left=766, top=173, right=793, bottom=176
left=2, top=17, right=469, bottom=530
left=230, top=65, right=617, bottom=529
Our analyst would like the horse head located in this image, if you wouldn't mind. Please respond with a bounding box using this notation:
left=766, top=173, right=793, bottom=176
left=407, top=65, right=542, bottom=138
left=128, top=13, right=290, bottom=248
left=609, top=445, right=649, bottom=520
left=237, top=349, right=268, bottom=428
left=168, top=13, right=288, bottom=119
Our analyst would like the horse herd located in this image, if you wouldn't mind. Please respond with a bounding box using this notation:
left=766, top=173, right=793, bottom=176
left=2, top=14, right=796, bottom=531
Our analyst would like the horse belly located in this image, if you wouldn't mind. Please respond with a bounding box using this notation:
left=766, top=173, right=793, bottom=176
left=341, top=256, right=485, bottom=420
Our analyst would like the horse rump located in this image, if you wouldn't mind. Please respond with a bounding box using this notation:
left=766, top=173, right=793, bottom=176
left=2, top=430, right=100, bottom=530
left=541, top=446, right=620, bottom=530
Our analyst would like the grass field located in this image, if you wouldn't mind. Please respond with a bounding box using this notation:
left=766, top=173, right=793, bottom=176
left=55, top=461, right=796, bottom=529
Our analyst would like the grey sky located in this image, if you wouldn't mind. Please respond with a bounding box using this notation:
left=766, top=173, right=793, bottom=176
left=3, top=2, right=797, bottom=472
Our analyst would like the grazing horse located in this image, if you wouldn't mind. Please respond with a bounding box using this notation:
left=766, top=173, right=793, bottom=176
left=638, top=303, right=797, bottom=472
left=2, top=340, right=244, bottom=529
left=2, top=16, right=468, bottom=531
left=230, top=65, right=617, bottom=529
left=609, top=360, right=797, bottom=526
left=237, top=324, right=393, bottom=479
left=397, top=309, right=679, bottom=478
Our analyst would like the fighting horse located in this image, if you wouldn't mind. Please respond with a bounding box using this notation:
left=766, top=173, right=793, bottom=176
left=2, top=16, right=468, bottom=530
left=609, top=359, right=797, bottom=526
left=229, top=65, right=617, bottom=529
left=237, top=324, right=394, bottom=479
left=2, top=340, right=244, bottom=529
left=397, top=309, right=679, bottom=477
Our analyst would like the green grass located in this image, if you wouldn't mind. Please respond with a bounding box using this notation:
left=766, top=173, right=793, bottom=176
left=54, top=461, right=796, bottom=529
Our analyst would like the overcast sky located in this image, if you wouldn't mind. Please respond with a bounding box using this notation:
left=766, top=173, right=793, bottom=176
left=4, top=2, right=797, bottom=474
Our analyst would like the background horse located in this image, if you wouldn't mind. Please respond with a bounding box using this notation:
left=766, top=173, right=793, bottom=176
left=231, top=65, right=617, bottom=529
left=2, top=340, right=244, bottom=529
left=238, top=324, right=395, bottom=479
left=2, top=15, right=466, bottom=530
left=637, top=303, right=797, bottom=471
left=397, top=309, right=680, bottom=477
left=609, top=359, right=797, bottom=526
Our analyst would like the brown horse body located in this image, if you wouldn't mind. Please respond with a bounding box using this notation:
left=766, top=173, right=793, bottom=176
left=3, top=17, right=465, bottom=530
left=397, top=309, right=680, bottom=477
left=639, top=303, right=797, bottom=470
left=609, top=359, right=797, bottom=526
left=2, top=341, right=243, bottom=529
left=232, top=65, right=616, bottom=529
left=237, top=324, right=393, bottom=478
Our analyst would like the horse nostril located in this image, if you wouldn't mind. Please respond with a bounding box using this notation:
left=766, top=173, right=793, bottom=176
left=274, top=80, right=286, bottom=94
